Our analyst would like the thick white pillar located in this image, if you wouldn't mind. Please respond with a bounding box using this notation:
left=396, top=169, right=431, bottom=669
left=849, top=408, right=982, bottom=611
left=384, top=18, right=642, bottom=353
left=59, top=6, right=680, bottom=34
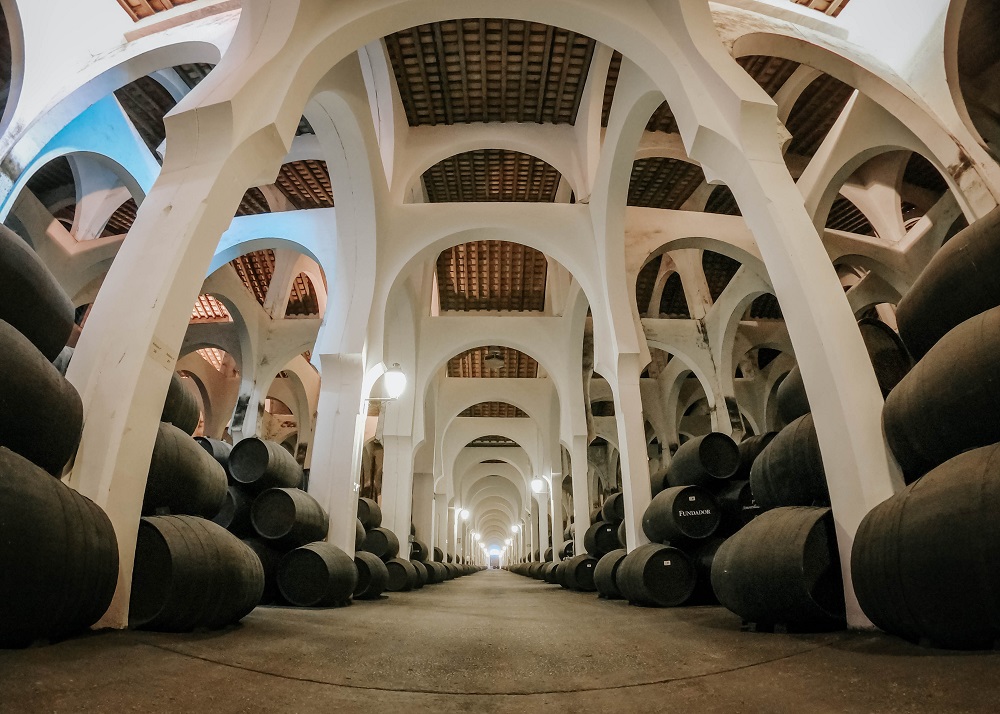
left=412, top=472, right=434, bottom=546
left=612, top=364, right=653, bottom=552
left=433, top=492, right=448, bottom=560
left=549, top=478, right=563, bottom=561
left=537, top=494, right=550, bottom=558
left=379, top=434, right=414, bottom=556
left=569, top=435, right=592, bottom=553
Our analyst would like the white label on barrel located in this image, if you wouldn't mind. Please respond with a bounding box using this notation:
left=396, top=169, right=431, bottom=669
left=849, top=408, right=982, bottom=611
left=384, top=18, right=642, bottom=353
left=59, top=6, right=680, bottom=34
left=688, top=496, right=696, bottom=501
left=663, top=560, right=671, bottom=566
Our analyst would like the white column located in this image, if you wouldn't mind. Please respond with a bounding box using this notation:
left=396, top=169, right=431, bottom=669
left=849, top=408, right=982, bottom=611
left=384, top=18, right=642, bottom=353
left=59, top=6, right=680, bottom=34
left=379, top=434, right=414, bottom=556
left=612, top=362, right=653, bottom=552
left=537, top=493, right=550, bottom=558
left=549, top=479, right=563, bottom=561
left=412, top=472, right=434, bottom=546
left=570, top=435, right=592, bottom=553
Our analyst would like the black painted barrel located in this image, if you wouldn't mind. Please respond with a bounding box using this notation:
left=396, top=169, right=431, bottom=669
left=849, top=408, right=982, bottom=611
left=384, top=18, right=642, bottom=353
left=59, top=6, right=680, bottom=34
left=853, top=443, right=1000, bottom=649
left=145, top=421, right=227, bottom=518
left=130, top=515, right=264, bottom=631
left=896, top=203, right=1000, bottom=360
left=584, top=520, right=622, bottom=557
left=0, top=448, right=118, bottom=647
left=734, top=433, right=777, bottom=481
left=650, top=463, right=669, bottom=496
left=665, top=433, right=740, bottom=488
left=424, top=560, right=449, bottom=584
left=251, top=488, right=329, bottom=548
left=161, top=372, right=200, bottom=436
left=560, top=554, right=598, bottom=591
left=540, top=562, right=557, bottom=582
left=776, top=366, right=810, bottom=424
left=410, top=539, right=430, bottom=562
left=359, top=526, right=400, bottom=561
left=353, top=551, right=389, bottom=599
left=0, top=224, right=74, bottom=361
left=560, top=541, right=575, bottom=559
left=691, top=537, right=726, bottom=602
left=278, top=541, right=358, bottom=607
left=715, top=479, right=761, bottom=533
left=195, top=437, right=232, bottom=470
left=410, top=559, right=428, bottom=588
left=594, top=548, right=627, bottom=599
left=601, top=492, right=625, bottom=523
left=543, top=547, right=553, bottom=562
left=749, top=413, right=829, bottom=509
left=0, top=319, right=83, bottom=475
left=528, top=561, right=545, bottom=579
left=229, top=437, right=303, bottom=492
left=242, top=538, right=285, bottom=604
left=433, top=546, right=444, bottom=562
left=617, top=543, right=696, bottom=607
left=884, top=305, right=1000, bottom=480
left=544, top=562, right=561, bottom=584
left=859, top=318, right=913, bottom=397
left=354, top=518, right=366, bottom=549
left=617, top=520, right=628, bottom=549
left=357, top=496, right=382, bottom=529
left=213, top=485, right=255, bottom=536
left=712, top=506, right=844, bottom=628
left=642, top=485, right=720, bottom=543
left=385, top=557, right=418, bottom=592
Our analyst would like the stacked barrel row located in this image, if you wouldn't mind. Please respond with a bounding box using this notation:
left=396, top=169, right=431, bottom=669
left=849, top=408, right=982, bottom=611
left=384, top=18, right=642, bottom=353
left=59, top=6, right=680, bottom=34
left=0, top=226, right=120, bottom=648
left=853, top=205, right=1000, bottom=649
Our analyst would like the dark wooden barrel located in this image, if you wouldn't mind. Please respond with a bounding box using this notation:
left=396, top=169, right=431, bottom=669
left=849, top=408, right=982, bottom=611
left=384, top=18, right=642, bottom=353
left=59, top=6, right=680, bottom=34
left=0, top=448, right=118, bottom=647
left=665, top=433, right=740, bottom=488
left=749, top=413, right=829, bottom=509
left=357, top=497, right=383, bottom=529
left=853, top=443, right=1000, bottom=649
left=544, top=562, right=561, bottom=584
left=884, top=305, right=1000, bottom=480
left=560, top=554, right=598, bottom=591
left=584, top=520, right=622, bottom=557
left=896, top=203, right=1000, bottom=360
left=691, top=537, right=726, bottom=602
left=616, top=543, right=696, bottom=607
left=242, top=538, right=285, bottom=604
left=859, top=318, right=913, bottom=397
left=385, top=557, right=418, bottom=592
left=52, top=345, right=73, bottom=376
left=251, top=488, right=329, bottom=548
left=444, top=562, right=459, bottom=579
left=590, top=506, right=603, bottom=524
left=355, top=519, right=366, bottom=549
left=130, top=515, right=264, bottom=631
left=715, top=479, right=761, bottom=533
left=410, top=559, right=429, bottom=588
left=212, top=485, right=255, bottom=536
left=195, top=437, right=232, bottom=470
left=359, top=526, right=400, bottom=561
left=0, top=319, right=83, bottom=475
left=228, top=437, right=303, bottom=492
left=410, top=539, right=430, bottom=562
left=641, top=485, right=720, bottom=543
left=594, top=548, right=627, bottom=599
left=145, top=421, right=227, bottom=518
left=601, top=492, right=625, bottom=523
left=424, top=560, right=448, bottom=584
left=617, top=520, right=627, bottom=549
left=353, top=551, right=390, bottom=599
left=278, top=542, right=358, bottom=607
left=528, top=561, right=545, bottom=579
left=560, top=541, right=575, bottom=559
left=650, top=463, right=669, bottom=496
left=0, top=224, right=74, bottom=361
left=433, top=546, right=444, bottom=562
left=776, top=366, right=810, bottom=424
left=543, top=547, right=553, bottom=562
left=161, top=372, right=200, bottom=436
left=734, top=432, right=777, bottom=481
left=711, top=506, right=844, bottom=628
left=563, top=524, right=574, bottom=540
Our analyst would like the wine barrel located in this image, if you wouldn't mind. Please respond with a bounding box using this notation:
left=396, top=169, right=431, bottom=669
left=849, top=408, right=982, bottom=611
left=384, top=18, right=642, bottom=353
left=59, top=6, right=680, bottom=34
left=859, top=318, right=913, bottom=397
left=0, top=224, right=74, bottom=361
left=776, top=366, right=809, bottom=424
left=355, top=519, right=366, bottom=549
left=540, top=562, right=557, bottom=582
left=278, top=542, right=358, bottom=607
left=0, top=319, right=83, bottom=474
left=665, top=433, right=740, bottom=488
left=852, top=443, right=1000, bottom=649
left=749, top=414, right=829, bottom=509
left=433, top=546, right=444, bottom=562
left=357, top=497, right=382, bottom=529
left=229, top=438, right=303, bottom=492
left=52, top=346, right=73, bottom=377
left=358, top=527, right=400, bottom=561
left=584, top=520, right=622, bottom=557
left=410, top=559, right=429, bottom=588
left=594, top=549, right=627, bottom=599
left=353, top=551, right=389, bottom=599
left=528, top=561, right=545, bottom=579
left=601, top=492, right=625, bottom=523
left=161, top=372, right=200, bottom=436
left=715, top=479, right=761, bottom=532
left=691, top=537, right=726, bottom=602
left=711, top=506, right=844, bottom=628
left=895, top=203, right=1000, bottom=360
left=543, top=547, right=553, bottom=562
left=0, top=448, right=118, bottom=647
left=641, top=485, right=720, bottom=543
left=617, top=543, right=696, bottom=607
left=650, top=463, right=669, bottom=496
left=589, top=507, right=603, bottom=524
left=560, top=554, right=598, bottom=591
left=251, top=488, right=329, bottom=548
left=212, top=485, right=255, bottom=536
left=385, top=557, right=418, bottom=592
left=884, top=306, right=1000, bottom=480
left=544, top=562, right=561, bottom=584
left=195, top=437, right=232, bottom=470
left=130, top=516, right=264, bottom=631
left=424, top=560, right=448, bottom=584
left=617, top=520, right=627, bottom=549
left=242, top=538, right=285, bottom=604
left=410, top=539, right=430, bottom=562
left=734, top=433, right=777, bottom=481
left=145, top=421, right=227, bottom=518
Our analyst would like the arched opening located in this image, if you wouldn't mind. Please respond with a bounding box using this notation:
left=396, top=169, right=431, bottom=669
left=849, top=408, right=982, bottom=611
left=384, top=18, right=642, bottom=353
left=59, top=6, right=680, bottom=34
left=458, top=402, right=528, bottom=418
left=418, top=149, right=563, bottom=203
left=435, top=240, right=549, bottom=313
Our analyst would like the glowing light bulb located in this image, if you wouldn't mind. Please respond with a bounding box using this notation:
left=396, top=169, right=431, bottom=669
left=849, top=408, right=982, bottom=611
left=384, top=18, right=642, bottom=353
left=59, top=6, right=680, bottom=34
left=383, top=363, right=406, bottom=399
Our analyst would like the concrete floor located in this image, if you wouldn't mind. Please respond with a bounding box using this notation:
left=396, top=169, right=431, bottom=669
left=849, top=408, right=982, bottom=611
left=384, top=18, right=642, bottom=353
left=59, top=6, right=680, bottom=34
left=2, top=569, right=999, bottom=713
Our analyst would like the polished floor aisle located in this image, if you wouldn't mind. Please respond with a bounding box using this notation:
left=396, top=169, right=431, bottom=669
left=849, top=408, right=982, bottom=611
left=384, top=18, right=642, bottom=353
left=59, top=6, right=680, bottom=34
left=2, top=569, right=998, bottom=713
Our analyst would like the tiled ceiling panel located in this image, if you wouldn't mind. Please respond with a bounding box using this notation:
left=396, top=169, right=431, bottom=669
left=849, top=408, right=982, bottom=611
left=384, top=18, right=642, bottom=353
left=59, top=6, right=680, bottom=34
left=448, top=346, right=539, bottom=378
left=236, top=187, right=271, bottom=217
left=635, top=257, right=661, bottom=316
left=191, top=294, right=231, bottom=322
left=737, top=55, right=801, bottom=97
left=704, top=184, right=741, bottom=215
left=785, top=73, right=854, bottom=159
left=437, top=241, right=547, bottom=312
left=628, top=157, right=706, bottom=210
left=458, top=402, right=529, bottom=418
left=422, top=149, right=561, bottom=203
left=174, top=62, right=213, bottom=89
left=285, top=273, right=321, bottom=317
left=102, top=198, right=138, bottom=236
left=659, top=272, right=690, bottom=318
left=26, top=156, right=74, bottom=198
left=790, top=0, right=850, bottom=17
left=116, top=0, right=197, bottom=21
left=903, top=152, right=949, bottom=196
left=702, top=251, right=742, bottom=302
left=275, top=160, right=333, bottom=210
left=827, top=196, right=875, bottom=236
left=114, top=76, right=177, bottom=156
left=748, top=293, right=783, bottom=320
left=466, top=435, right=519, bottom=447
left=231, top=249, right=275, bottom=306
left=385, top=18, right=596, bottom=126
